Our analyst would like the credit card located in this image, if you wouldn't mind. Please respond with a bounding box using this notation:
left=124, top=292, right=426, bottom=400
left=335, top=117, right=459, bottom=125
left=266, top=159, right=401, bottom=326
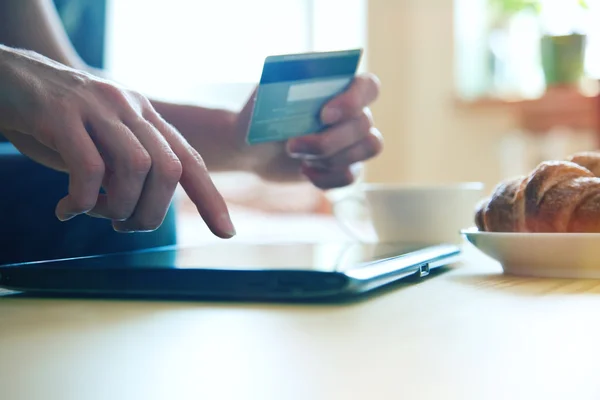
left=246, top=48, right=363, bottom=145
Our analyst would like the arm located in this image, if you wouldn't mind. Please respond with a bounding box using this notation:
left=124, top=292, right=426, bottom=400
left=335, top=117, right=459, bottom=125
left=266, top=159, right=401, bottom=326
left=0, top=0, right=87, bottom=69
left=0, top=42, right=235, bottom=237
left=149, top=100, right=251, bottom=173
left=0, top=0, right=244, bottom=172
left=0, top=0, right=383, bottom=190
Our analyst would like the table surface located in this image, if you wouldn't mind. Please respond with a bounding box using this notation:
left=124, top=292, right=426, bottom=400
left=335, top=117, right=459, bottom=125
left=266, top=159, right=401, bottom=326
left=2, top=245, right=600, bottom=400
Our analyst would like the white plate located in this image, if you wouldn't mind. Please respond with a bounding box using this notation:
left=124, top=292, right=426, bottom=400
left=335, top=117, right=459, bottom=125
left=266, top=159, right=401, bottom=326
left=461, top=227, right=600, bottom=279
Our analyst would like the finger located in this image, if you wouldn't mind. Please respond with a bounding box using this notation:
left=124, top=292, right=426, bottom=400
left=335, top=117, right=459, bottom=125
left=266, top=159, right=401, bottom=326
left=85, top=118, right=151, bottom=221
left=287, top=108, right=374, bottom=159
left=146, top=112, right=236, bottom=238
left=53, top=120, right=105, bottom=221
left=1, top=130, right=67, bottom=172
left=112, top=116, right=182, bottom=232
left=302, top=128, right=383, bottom=170
left=320, top=73, right=381, bottom=125
left=301, top=164, right=359, bottom=190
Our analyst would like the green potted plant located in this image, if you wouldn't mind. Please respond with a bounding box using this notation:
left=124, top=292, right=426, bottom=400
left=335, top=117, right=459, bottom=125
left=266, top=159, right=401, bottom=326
left=488, top=0, right=589, bottom=87
left=539, top=0, right=588, bottom=87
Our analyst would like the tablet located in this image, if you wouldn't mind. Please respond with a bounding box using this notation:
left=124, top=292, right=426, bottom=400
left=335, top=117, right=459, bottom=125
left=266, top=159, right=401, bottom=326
left=0, top=242, right=461, bottom=301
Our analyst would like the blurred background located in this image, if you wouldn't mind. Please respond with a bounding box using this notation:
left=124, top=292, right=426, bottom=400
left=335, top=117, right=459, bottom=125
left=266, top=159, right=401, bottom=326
left=55, top=0, right=600, bottom=242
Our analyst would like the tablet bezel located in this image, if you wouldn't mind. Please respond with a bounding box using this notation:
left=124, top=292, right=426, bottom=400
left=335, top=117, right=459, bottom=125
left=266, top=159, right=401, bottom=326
left=0, top=242, right=461, bottom=301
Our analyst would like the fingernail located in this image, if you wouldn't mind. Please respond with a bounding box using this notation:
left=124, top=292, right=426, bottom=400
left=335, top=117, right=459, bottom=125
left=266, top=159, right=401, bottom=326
left=221, top=213, right=236, bottom=237
left=112, top=222, right=135, bottom=233
left=322, top=107, right=342, bottom=124
left=86, top=211, right=103, bottom=219
left=57, top=213, right=78, bottom=222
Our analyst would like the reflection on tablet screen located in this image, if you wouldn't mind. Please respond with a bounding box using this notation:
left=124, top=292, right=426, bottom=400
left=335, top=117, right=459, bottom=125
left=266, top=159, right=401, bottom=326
left=15, top=242, right=430, bottom=272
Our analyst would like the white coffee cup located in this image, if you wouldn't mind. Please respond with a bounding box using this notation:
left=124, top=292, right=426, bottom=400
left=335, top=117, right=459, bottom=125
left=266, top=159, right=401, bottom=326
left=333, top=182, right=485, bottom=244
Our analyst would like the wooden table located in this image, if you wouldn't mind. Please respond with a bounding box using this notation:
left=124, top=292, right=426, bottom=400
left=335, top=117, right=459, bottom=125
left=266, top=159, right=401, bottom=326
left=2, top=245, right=600, bottom=400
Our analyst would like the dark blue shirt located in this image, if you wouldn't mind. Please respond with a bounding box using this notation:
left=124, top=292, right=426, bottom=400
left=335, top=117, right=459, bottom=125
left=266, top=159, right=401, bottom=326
left=0, top=143, right=177, bottom=264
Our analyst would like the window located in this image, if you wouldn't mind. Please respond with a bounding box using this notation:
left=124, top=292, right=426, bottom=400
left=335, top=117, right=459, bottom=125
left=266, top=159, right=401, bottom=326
left=104, top=0, right=367, bottom=110
left=103, top=0, right=368, bottom=217
left=454, top=0, right=600, bottom=101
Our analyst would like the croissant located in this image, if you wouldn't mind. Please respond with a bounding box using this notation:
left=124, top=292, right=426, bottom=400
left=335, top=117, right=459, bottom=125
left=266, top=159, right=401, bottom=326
left=475, top=152, right=600, bottom=233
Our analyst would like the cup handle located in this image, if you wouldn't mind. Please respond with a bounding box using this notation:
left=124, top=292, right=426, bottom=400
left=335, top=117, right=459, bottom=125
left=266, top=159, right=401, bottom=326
left=332, top=195, right=374, bottom=242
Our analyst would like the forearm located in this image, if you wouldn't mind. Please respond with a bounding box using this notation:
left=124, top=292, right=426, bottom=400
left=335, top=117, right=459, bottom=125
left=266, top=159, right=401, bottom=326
left=151, top=100, right=249, bottom=173
left=0, top=0, right=248, bottom=173
left=0, top=0, right=86, bottom=70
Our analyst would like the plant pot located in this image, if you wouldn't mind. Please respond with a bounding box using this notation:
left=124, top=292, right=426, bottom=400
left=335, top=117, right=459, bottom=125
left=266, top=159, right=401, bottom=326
left=540, top=33, right=586, bottom=86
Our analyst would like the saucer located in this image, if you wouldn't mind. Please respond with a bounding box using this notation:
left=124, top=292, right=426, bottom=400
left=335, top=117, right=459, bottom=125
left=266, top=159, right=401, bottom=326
left=461, top=227, right=600, bottom=279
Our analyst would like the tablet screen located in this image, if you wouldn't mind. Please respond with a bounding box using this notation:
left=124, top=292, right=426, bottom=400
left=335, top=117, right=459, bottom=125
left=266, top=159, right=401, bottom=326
left=14, top=242, right=434, bottom=272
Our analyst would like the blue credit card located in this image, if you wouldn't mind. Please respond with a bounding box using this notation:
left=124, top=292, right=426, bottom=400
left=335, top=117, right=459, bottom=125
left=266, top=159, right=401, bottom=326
left=246, top=48, right=363, bottom=145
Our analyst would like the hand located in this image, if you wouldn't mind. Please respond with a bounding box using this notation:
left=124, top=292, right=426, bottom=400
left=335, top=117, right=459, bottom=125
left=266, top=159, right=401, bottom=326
left=236, top=73, right=383, bottom=189
left=0, top=46, right=235, bottom=238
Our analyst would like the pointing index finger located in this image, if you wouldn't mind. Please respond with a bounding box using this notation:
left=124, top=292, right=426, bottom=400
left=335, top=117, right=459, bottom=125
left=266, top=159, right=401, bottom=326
left=149, top=113, right=236, bottom=239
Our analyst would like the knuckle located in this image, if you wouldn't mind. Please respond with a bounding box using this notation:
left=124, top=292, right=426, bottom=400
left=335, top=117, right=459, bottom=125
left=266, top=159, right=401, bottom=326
left=186, top=148, right=207, bottom=170
left=343, top=94, right=362, bottom=112
left=157, top=156, right=183, bottom=182
left=128, top=90, right=152, bottom=113
left=93, top=80, right=117, bottom=96
left=128, top=148, right=152, bottom=175
left=68, top=71, right=90, bottom=88
left=359, top=132, right=383, bottom=161
left=81, top=159, right=105, bottom=179
left=71, top=194, right=98, bottom=212
left=129, top=91, right=153, bottom=116
left=361, top=144, right=378, bottom=160
left=94, top=81, right=130, bottom=107
left=358, top=110, right=374, bottom=133
left=135, top=92, right=152, bottom=108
